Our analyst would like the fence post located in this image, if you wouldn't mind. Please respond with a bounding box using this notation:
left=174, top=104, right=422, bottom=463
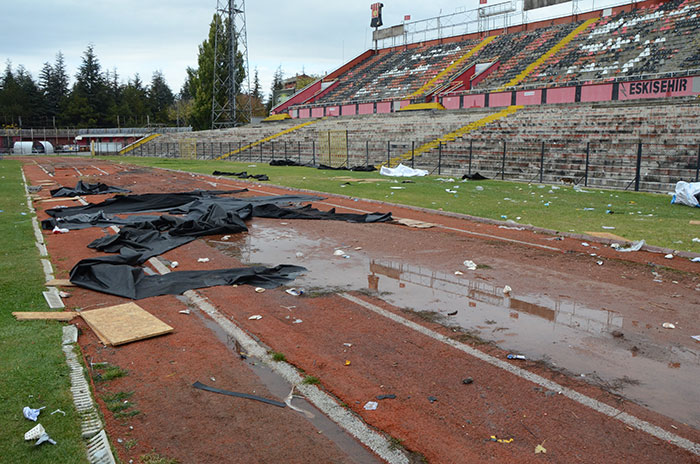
left=539, top=141, right=545, bottom=184
left=259, top=142, right=263, bottom=162
left=438, top=142, right=442, bottom=175
left=501, top=140, right=506, bottom=180
left=298, top=141, right=301, bottom=164
left=346, top=130, right=349, bottom=167
left=365, top=140, right=369, bottom=167
left=411, top=141, right=415, bottom=168
left=312, top=140, right=316, bottom=165
left=696, top=143, right=700, bottom=182
left=387, top=141, right=391, bottom=167
left=272, top=141, right=275, bottom=161
left=468, top=139, right=473, bottom=176
left=284, top=141, right=288, bottom=160
left=585, top=142, right=590, bottom=187
left=634, top=142, right=642, bottom=192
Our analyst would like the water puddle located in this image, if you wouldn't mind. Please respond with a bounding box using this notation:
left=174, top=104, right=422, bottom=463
left=207, top=224, right=700, bottom=429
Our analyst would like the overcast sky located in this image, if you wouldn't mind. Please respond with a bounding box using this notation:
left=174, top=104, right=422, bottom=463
left=1, top=0, right=629, bottom=100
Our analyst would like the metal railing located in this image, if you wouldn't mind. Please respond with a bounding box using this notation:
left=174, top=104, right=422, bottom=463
left=115, top=137, right=700, bottom=193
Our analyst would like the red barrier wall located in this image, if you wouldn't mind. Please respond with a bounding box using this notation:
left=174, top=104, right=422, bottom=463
left=298, top=108, right=310, bottom=119
left=463, top=94, right=486, bottom=107
left=546, top=86, right=576, bottom=104
left=377, top=102, right=392, bottom=113
left=311, top=107, right=324, bottom=118
left=618, top=76, right=697, bottom=100
left=490, top=92, right=512, bottom=107
left=359, top=103, right=374, bottom=115
left=516, top=89, right=542, bottom=106
left=326, top=106, right=340, bottom=116
left=581, top=83, right=613, bottom=102
left=342, top=104, right=356, bottom=116
left=443, top=96, right=461, bottom=109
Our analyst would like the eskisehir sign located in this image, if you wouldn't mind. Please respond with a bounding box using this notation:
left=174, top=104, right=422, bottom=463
left=619, top=76, right=698, bottom=100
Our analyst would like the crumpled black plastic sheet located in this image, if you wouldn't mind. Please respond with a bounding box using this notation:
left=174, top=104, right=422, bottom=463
left=50, top=181, right=131, bottom=197
left=317, top=164, right=377, bottom=172
left=45, top=189, right=248, bottom=218
left=252, top=204, right=392, bottom=223
left=212, top=170, right=269, bottom=181
left=462, top=172, right=489, bottom=181
left=69, top=251, right=307, bottom=299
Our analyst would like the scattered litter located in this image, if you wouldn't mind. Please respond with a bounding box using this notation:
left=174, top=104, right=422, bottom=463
left=693, top=238, right=700, bottom=243
left=23, top=406, right=45, bottom=421
left=344, top=360, right=351, bottom=366
left=502, top=285, right=512, bottom=295
left=364, top=401, right=378, bottom=410
left=58, top=291, right=71, bottom=298
left=197, top=258, right=210, bottom=263
left=507, top=354, right=526, bottom=360
left=463, top=260, right=477, bottom=270
left=454, top=271, right=464, bottom=275
left=535, top=444, right=547, bottom=454
left=389, top=186, right=405, bottom=190
left=664, top=254, right=674, bottom=259
left=597, top=261, right=604, bottom=266
left=447, top=310, right=458, bottom=316
left=333, top=250, right=345, bottom=256
left=170, top=261, right=179, bottom=269
left=354, top=247, right=362, bottom=250
left=379, top=164, right=428, bottom=177
left=602, top=226, right=616, bottom=230
left=24, top=423, right=45, bottom=440
left=611, top=243, right=620, bottom=249
left=254, top=287, right=265, bottom=293
left=581, top=242, right=590, bottom=247
left=475, top=186, right=484, bottom=191
left=292, top=319, right=303, bottom=324
left=50, top=409, right=66, bottom=416
left=20, top=212, right=27, bottom=215
left=490, top=435, right=513, bottom=444
left=616, top=240, right=645, bottom=252
left=286, top=288, right=304, bottom=296
left=52, top=226, right=69, bottom=234
left=248, top=315, right=262, bottom=320
left=342, top=255, right=350, bottom=259
left=343, top=343, right=353, bottom=347
left=544, top=202, right=550, bottom=206
left=221, top=235, right=231, bottom=240
left=583, top=207, right=595, bottom=211
left=428, top=396, right=438, bottom=403
left=445, top=189, right=458, bottom=194
left=295, top=252, right=304, bottom=258
left=179, top=310, right=191, bottom=315
left=284, top=386, right=314, bottom=418
left=462, top=377, right=474, bottom=385
left=376, top=394, right=396, bottom=400
left=671, top=181, right=700, bottom=207
left=193, top=381, right=286, bottom=407
left=691, top=335, right=700, bottom=342
left=692, top=257, right=700, bottom=263
left=662, top=322, right=676, bottom=329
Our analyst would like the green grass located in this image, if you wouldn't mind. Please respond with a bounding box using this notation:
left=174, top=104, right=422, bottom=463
left=270, top=351, right=286, bottom=362
left=92, top=363, right=128, bottom=383
left=141, top=451, right=180, bottom=464
left=99, top=156, right=700, bottom=252
left=302, top=375, right=320, bottom=385
left=0, top=160, right=88, bottom=463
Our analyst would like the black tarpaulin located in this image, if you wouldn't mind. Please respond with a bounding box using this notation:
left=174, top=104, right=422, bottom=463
left=461, top=172, right=489, bottom=181
left=50, top=181, right=131, bottom=197
left=317, top=164, right=377, bottom=172
left=69, top=251, right=306, bottom=299
left=212, top=171, right=269, bottom=181
left=41, top=211, right=162, bottom=231
left=46, top=189, right=248, bottom=218
left=252, top=204, right=392, bottom=223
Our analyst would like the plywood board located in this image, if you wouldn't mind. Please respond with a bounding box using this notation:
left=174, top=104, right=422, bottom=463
left=46, top=278, right=75, bottom=287
left=80, top=302, right=173, bottom=346
left=690, top=220, right=700, bottom=225
left=585, top=231, right=629, bottom=242
left=39, top=197, right=81, bottom=202
left=13, top=312, right=77, bottom=321
left=395, top=218, right=436, bottom=229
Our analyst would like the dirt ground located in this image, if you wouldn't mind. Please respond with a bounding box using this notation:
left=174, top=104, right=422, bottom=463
left=20, top=157, right=700, bottom=463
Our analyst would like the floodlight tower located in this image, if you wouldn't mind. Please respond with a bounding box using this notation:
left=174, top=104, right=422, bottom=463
left=211, top=0, right=252, bottom=128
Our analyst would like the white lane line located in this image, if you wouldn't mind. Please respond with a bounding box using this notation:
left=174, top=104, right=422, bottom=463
left=91, top=165, right=109, bottom=175
left=340, top=292, right=700, bottom=457
left=146, top=257, right=409, bottom=464
left=74, top=166, right=83, bottom=176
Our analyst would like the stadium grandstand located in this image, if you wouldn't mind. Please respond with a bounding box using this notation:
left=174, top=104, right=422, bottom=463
left=131, top=0, right=700, bottom=192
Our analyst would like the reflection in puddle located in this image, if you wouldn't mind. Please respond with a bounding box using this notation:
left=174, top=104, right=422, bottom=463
left=208, top=224, right=700, bottom=428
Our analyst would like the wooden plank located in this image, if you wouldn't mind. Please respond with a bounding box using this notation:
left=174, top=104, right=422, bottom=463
left=13, top=312, right=77, bottom=321
left=690, top=220, right=700, bottom=225
left=46, top=278, right=76, bottom=287
left=38, top=197, right=81, bottom=203
left=80, top=302, right=173, bottom=346
left=395, top=218, right=436, bottom=229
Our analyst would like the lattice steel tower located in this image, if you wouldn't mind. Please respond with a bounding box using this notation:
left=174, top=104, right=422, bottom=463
left=211, top=0, right=252, bottom=128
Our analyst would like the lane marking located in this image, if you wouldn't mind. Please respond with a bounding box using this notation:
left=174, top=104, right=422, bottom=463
left=147, top=257, right=409, bottom=464
left=340, top=292, right=700, bottom=456
left=91, top=165, right=109, bottom=175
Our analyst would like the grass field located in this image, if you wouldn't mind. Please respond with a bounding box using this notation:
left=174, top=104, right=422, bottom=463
left=0, top=160, right=87, bottom=463
left=101, top=156, right=700, bottom=253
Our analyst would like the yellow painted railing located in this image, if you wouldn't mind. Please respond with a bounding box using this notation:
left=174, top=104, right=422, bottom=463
left=119, top=133, right=161, bottom=155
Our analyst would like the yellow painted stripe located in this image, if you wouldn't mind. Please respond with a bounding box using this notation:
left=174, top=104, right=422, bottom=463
left=382, top=105, right=522, bottom=168
left=399, top=102, right=446, bottom=111
left=119, top=133, right=161, bottom=155
left=408, top=35, right=497, bottom=99
left=497, top=18, right=598, bottom=91
left=216, top=118, right=323, bottom=161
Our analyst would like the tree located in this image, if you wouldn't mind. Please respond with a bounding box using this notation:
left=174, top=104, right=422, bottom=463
left=266, top=65, right=284, bottom=113
left=65, top=45, right=112, bottom=127
left=251, top=68, right=266, bottom=117
left=119, top=74, right=148, bottom=126
left=148, top=71, right=175, bottom=124
left=39, top=52, right=69, bottom=125
left=0, top=63, right=42, bottom=126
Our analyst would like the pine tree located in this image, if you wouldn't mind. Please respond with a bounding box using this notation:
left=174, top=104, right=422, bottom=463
left=148, top=71, right=175, bottom=124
